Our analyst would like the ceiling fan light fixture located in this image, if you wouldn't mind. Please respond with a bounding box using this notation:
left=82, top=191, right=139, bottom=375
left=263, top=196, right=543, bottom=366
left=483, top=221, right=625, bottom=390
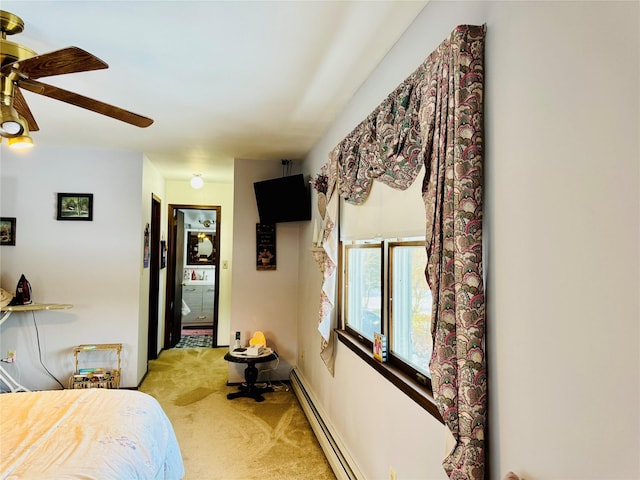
left=0, top=104, right=24, bottom=137
left=6, top=115, right=32, bottom=149
left=8, top=134, right=33, bottom=149
left=190, top=174, right=204, bottom=189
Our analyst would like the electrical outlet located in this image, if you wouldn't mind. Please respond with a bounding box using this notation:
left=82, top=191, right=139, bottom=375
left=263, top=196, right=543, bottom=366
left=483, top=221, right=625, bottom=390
left=389, top=467, right=397, bottom=480
left=7, top=350, right=16, bottom=362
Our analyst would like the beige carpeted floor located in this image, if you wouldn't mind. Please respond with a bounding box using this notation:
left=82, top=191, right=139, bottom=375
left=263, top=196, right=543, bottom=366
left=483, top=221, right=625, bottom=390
left=139, top=347, right=336, bottom=480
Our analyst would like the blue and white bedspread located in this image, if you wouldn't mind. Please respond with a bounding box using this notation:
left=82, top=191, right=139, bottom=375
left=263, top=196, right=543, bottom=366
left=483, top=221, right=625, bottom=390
left=0, top=388, right=184, bottom=479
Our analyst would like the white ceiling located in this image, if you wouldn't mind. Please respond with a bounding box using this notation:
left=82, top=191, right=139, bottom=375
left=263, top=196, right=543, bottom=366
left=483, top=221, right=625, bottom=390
left=2, top=1, right=427, bottom=183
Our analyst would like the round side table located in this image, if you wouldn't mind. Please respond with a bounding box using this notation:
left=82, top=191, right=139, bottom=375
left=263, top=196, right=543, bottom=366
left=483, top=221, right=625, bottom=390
left=224, top=350, right=277, bottom=402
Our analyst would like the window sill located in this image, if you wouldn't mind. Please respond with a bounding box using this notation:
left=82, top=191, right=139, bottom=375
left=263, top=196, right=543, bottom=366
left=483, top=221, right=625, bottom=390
left=335, top=329, right=443, bottom=423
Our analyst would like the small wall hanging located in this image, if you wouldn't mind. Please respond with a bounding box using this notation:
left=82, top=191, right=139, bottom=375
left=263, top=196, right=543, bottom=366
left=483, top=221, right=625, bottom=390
left=256, top=223, right=276, bottom=271
left=0, top=217, right=16, bottom=245
left=57, top=193, right=93, bottom=221
left=143, top=223, right=150, bottom=268
left=160, top=240, right=167, bottom=269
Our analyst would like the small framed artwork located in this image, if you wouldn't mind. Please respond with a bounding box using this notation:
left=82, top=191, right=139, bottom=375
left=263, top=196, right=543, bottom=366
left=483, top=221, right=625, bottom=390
left=256, top=223, right=276, bottom=271
left=0, top=217, right=16, bottom=246
left=57, top=193, right=93, bottom=221
left=160, top=240, right=167, bottom=269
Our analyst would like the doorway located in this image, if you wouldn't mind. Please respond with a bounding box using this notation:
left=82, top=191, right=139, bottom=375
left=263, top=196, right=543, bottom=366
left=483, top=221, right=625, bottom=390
left=148, top=194, right=161, bottom=360
left=164, top=204, right=221, bottom=349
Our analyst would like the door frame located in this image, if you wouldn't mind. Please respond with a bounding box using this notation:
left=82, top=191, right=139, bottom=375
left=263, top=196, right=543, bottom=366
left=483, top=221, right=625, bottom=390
left=147, top=194, right=161, bottom=360
left=164, top=204, right=222, bottom=348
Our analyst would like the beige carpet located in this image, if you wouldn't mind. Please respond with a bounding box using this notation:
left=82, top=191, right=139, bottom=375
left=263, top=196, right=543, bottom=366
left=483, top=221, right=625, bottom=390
left=139, top=347, right=336, bottom=480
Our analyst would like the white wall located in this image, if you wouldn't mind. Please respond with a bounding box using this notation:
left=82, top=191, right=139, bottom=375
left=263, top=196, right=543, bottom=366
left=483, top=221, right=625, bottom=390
left=298, top=2, right=639, bottom=479
left=229, top=158, right=303, bottom=383
left=0, top=146, right=146, bottom=389
left=165, top=179, right=234, bottom=346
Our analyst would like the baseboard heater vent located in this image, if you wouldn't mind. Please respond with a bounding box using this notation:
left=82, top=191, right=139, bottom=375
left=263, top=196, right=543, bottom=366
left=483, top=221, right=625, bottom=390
left=289, top=368, right=362, bottom=480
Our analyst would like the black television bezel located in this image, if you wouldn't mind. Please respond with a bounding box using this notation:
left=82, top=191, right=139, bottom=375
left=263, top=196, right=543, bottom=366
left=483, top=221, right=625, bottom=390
left=253, top=174, right=311, bottom=224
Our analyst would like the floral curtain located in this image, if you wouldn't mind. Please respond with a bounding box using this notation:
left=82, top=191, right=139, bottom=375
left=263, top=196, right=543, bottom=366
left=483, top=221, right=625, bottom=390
left=316, top=25, right=486, bottom=479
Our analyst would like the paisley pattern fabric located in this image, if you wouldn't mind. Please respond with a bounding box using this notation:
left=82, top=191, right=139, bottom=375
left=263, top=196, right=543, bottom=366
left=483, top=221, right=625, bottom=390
left=317, top=25, right=486, bottom=480
left=336, top=71, right=426, bottom=203
left=420, top=25, right=486, bottom=480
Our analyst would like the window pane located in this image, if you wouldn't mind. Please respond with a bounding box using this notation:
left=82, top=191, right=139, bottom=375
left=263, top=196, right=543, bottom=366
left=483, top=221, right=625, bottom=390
left=390, top=244, right=432, bottom=377
left=345, top=245, right=381, bottom=340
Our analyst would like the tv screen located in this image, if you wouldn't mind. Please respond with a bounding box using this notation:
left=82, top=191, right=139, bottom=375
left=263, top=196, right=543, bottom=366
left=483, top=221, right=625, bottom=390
left=254, top=174, right=311, bottom=224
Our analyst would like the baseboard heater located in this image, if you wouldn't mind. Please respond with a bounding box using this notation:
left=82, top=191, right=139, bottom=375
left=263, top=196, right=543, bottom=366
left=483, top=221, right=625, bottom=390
left=289, top=368, right=362, bottom=480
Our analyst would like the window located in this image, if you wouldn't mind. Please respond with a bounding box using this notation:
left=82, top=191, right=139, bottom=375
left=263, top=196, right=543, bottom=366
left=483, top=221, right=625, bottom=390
left=344, top=243, right=382, bottom=341
left=388, top=241, right=432, bottom=380
left=340, top=238, right=439, bottom=418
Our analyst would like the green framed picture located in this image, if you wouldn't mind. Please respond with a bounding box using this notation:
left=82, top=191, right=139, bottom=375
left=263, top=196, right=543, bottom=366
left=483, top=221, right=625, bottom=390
left=0, top=217, right=16, bottom=245
left=57, top=193, right=94, bottom=221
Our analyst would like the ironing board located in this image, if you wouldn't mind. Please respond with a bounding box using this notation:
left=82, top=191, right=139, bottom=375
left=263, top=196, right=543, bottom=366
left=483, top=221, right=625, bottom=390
left=0, top=303, right=72, bottom=392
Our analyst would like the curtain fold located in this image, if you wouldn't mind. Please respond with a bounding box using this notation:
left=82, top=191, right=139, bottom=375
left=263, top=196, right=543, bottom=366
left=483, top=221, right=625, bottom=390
left=317, top=24, right=486, bottom=479
left=420, top=25, right=486, bottom=479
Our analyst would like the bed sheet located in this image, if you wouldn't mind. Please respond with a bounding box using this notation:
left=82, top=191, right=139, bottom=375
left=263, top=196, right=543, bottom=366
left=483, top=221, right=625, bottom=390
left=0, top=388, right=184, bottom=480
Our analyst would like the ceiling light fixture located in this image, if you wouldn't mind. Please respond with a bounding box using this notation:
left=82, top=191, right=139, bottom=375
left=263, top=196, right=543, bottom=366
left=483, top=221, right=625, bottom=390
left=7, top=116, right=33, bottom=149
left=190, top=174, right=204, bottom=189
left=0, top=104, right=25, bottom=138
left=8, top=133, right=33, bottom=149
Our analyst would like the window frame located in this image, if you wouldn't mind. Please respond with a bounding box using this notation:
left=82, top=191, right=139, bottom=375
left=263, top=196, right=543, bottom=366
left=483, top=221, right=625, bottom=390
left=343, top=242, right=383, bottom=343
left=387, top=240, right=433, bottom=389
left=337, top=238, right=443, bottom=422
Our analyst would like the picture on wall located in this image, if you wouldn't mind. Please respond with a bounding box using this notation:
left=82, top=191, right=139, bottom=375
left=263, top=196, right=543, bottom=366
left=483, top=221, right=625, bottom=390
left=0, top=217, right=16, bottom=246
left=57, top=193, right=94, bottom=221
left=256, top=223, right=276, bottom=271
left=161, top=240, right=167, bottom=269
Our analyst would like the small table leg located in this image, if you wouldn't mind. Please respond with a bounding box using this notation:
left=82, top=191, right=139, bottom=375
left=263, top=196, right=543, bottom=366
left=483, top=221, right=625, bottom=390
left=226, top=361, right=274, bottom=402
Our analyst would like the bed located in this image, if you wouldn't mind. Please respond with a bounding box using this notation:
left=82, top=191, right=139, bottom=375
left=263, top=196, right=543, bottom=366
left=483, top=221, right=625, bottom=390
left=0, top=388, right=184, bottom=479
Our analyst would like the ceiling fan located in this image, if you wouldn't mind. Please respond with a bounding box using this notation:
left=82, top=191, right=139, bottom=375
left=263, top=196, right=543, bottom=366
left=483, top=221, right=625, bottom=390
left=0, top=10, right=153, bottom=148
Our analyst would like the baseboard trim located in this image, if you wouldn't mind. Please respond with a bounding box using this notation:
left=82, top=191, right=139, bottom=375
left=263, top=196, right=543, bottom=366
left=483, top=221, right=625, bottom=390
left=289, top=368, right=363, bottom=480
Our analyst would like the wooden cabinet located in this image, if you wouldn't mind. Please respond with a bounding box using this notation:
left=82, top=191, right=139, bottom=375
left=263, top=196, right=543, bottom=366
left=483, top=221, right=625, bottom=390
left=182, top=284, right=214, bottom=327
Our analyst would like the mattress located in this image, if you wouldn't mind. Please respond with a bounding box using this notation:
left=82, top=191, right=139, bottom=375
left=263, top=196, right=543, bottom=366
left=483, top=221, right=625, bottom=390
left=0, top=388, right=184, bottom=479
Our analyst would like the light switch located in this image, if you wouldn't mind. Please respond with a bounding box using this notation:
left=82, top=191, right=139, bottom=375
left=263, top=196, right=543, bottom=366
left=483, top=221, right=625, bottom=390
left=222, top=260, right=229, bottom=269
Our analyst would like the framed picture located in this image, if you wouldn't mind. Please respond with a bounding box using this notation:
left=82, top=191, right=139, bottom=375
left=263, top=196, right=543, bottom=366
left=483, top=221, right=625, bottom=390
left=57, top=193, right=93, bottom=221
left=256, top=223, right=276, bottom=271
left=0, top=217, right=16, bottom=246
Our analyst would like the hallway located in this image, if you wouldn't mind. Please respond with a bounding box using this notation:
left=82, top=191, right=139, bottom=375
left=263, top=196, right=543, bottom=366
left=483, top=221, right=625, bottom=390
left=139, top=348, right=335, bottom=479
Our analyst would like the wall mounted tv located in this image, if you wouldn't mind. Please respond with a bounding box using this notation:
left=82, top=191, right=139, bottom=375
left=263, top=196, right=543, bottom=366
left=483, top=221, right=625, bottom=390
left=254, top=174, right=311, bottom=224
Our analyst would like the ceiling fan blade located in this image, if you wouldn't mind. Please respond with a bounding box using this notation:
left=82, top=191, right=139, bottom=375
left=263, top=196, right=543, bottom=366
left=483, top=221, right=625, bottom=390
left=19, top=78, right=154, bottom=128
left=1, top=47, right=107, bottom=80
left=13, top=87, right=39, bottom=132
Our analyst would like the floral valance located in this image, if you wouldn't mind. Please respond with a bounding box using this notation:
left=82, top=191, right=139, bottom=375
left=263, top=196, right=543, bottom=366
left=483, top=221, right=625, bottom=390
left=334, top=49, right=427, bottom=204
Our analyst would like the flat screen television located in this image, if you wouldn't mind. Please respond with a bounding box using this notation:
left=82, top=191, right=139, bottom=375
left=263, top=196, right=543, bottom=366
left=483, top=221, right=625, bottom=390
left=254, top=174, right=311, bottom=224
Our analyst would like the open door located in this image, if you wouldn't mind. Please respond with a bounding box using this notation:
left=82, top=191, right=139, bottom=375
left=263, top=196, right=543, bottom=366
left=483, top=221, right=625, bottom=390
left=165, top=209, right=185, bottom=348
